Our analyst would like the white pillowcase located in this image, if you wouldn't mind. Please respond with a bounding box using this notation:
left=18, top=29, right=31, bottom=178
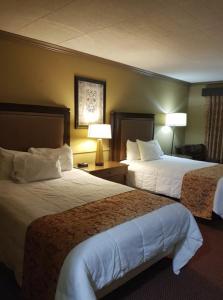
left=0, top=149, right=13, bottom=179
left=136, top=139, right=162, bottom=161
left=126, top=140, right=140, bottom=160
left=12, top=154, right=62, bottom=183
left=151, top=140, right=164, bottom=156
left=28, top=144, right=73, bottom=171
left=0, top=148, right=27, bottom=180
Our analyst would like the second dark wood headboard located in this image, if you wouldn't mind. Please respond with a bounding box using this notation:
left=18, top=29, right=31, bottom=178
left=110, top=112, right=155, bottom=161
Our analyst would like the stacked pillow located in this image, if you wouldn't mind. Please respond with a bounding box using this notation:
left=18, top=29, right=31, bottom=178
left=126, top=140, right=141, bottom=160
left=126, top=139, right=164, bottom=161
left=12, top=153, right=62, bottom=183
left=0, top=144, right=73, bottom=183
left=0, top=148, right=26, bottom=180
left=28, top=144, right=73, bottom=171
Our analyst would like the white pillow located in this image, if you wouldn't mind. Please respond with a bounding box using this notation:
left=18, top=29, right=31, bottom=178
left=0, top=148, right=27, bottom=180
left=12, top=154, right=62, bottom=183
left=151, top=140, right=164, bottom=156
left=28, top=144, right=73, bottom=171
left=136, top=139, right=161, bottom=161
left=126, top=140, right=140, bottom=160
left=0, top=150, right=13, bottom=179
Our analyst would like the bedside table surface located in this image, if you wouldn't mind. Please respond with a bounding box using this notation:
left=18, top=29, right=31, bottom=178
left=75, top=161, right=128, bottom=185
left=76, top=161, right=127, bottom=172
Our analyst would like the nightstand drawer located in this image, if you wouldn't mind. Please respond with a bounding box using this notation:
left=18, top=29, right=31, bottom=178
left=94, top=174, right=126, bottom=185
left=91, top=166, right=127, bottom=178
left=108, top=174, right=126, bottom=184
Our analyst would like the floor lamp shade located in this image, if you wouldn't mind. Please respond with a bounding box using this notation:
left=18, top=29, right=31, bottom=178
left=165, top=113, right=187, bottom=127
left=88, top=124, right=111, bottom=166
left=165, top=113, right=187, bottom=155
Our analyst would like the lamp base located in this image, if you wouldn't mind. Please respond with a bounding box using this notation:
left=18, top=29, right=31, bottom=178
left=95, top=139, right=104, bottom=166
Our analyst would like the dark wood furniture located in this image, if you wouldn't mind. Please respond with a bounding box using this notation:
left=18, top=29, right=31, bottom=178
left=110, top=112, right=155, bottom=161
left=175, top=144, right=207, bottom=161
left=0, top=103, right=70, bottom=150
left=77, top=161, right=128, bottom=184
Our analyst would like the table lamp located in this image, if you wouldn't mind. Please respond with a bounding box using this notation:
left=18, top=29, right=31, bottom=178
left=165, top=113, right=187, bottom=155
left=88, top=124, right=112, bottom=166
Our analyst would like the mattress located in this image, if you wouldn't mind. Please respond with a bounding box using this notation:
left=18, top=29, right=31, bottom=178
left=122, top=155, right=223, bottom=218
left=0, top=168, right=203, bottom=300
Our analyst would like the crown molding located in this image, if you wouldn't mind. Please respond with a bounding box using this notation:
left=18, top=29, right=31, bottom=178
left=191, top=80, right=223, bottom=86
left=0, top=29, right=189, bottom=85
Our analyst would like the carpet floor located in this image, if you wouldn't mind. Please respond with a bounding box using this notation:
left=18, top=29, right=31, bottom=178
left=1, top=220, right=223, bottom=300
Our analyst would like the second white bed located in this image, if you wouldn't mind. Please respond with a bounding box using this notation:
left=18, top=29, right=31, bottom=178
left=122, top=155, right=223, bottom=218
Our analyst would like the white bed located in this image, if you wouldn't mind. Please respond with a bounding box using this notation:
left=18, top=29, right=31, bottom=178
left=0, top=104, right=203, bottom=300
left=0, top=169, right=203, bottom=300
left=121, top=155, right=223, bottom=218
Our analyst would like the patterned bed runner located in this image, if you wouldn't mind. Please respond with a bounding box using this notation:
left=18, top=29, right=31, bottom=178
left=22, top=189, right=174, bottom=300
left=181, top=164, right=223, bottom=219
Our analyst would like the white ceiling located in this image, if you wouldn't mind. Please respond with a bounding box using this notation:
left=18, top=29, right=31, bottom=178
left=1, top=0, right=223, bottom=83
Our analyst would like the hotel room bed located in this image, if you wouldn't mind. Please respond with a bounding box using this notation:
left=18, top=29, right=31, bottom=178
left=0, top=103, right=202, bottom=300
left=111, top=112, right=223, bottom=220
left=121, top=155, right=223, bottom=219
left=0, top=169, right=202, bottom=300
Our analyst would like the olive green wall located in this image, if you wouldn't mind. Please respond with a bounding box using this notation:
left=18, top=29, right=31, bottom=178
left=0, top=34, right=189, bottom=162
left=185, top=84, right=207, bottom=145
left=185, top=83, right=223, bottom=146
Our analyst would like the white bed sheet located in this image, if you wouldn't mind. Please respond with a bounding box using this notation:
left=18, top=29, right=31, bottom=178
left=0, top=168, right=203, bottom=300
left=122, top=155, right=223, bottom=218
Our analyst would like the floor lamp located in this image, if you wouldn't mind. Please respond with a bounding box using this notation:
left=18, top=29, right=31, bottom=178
left=88, top=124, right=111, bottom=166
left=165, top=113, right=187, bottom=155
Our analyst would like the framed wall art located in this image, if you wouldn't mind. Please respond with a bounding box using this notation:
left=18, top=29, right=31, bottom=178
left=75, top=76, right=106, bottom=128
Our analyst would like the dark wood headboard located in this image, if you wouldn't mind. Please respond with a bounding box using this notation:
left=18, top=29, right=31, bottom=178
left=0, top=103, right=70, bottom=151
left=111, top=112, right=155, bottom=161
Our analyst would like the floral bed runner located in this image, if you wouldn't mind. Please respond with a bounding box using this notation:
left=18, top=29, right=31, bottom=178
left=181, top=164, right=223, bottom=219
left=22, top=189, right=174, bottom=300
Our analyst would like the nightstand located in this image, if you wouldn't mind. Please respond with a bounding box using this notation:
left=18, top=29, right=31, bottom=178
left=77, top=161, right=128, bottom=184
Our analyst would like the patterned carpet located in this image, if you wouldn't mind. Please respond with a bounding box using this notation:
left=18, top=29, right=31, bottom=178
left=1, top=220, right=223, bottom=300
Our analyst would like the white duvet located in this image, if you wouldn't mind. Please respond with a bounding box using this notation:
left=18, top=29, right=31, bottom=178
left=122, top=155, right=223, bottom=218
left=0, top=168, right=203, bottom=300
left=56, top=202, right=202, bottom=300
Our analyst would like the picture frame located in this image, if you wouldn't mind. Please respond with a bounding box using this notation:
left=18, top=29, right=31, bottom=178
left=74, top=76, right=106, bottom=128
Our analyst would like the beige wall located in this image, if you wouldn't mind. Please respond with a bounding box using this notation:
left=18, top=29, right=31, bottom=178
left=0, top=34, right=189, bottom=162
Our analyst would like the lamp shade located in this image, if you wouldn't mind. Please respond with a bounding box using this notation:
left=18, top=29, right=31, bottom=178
left=88, top=124, right=112, bottom=139
left=165, top=113, right=187, bottom=127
